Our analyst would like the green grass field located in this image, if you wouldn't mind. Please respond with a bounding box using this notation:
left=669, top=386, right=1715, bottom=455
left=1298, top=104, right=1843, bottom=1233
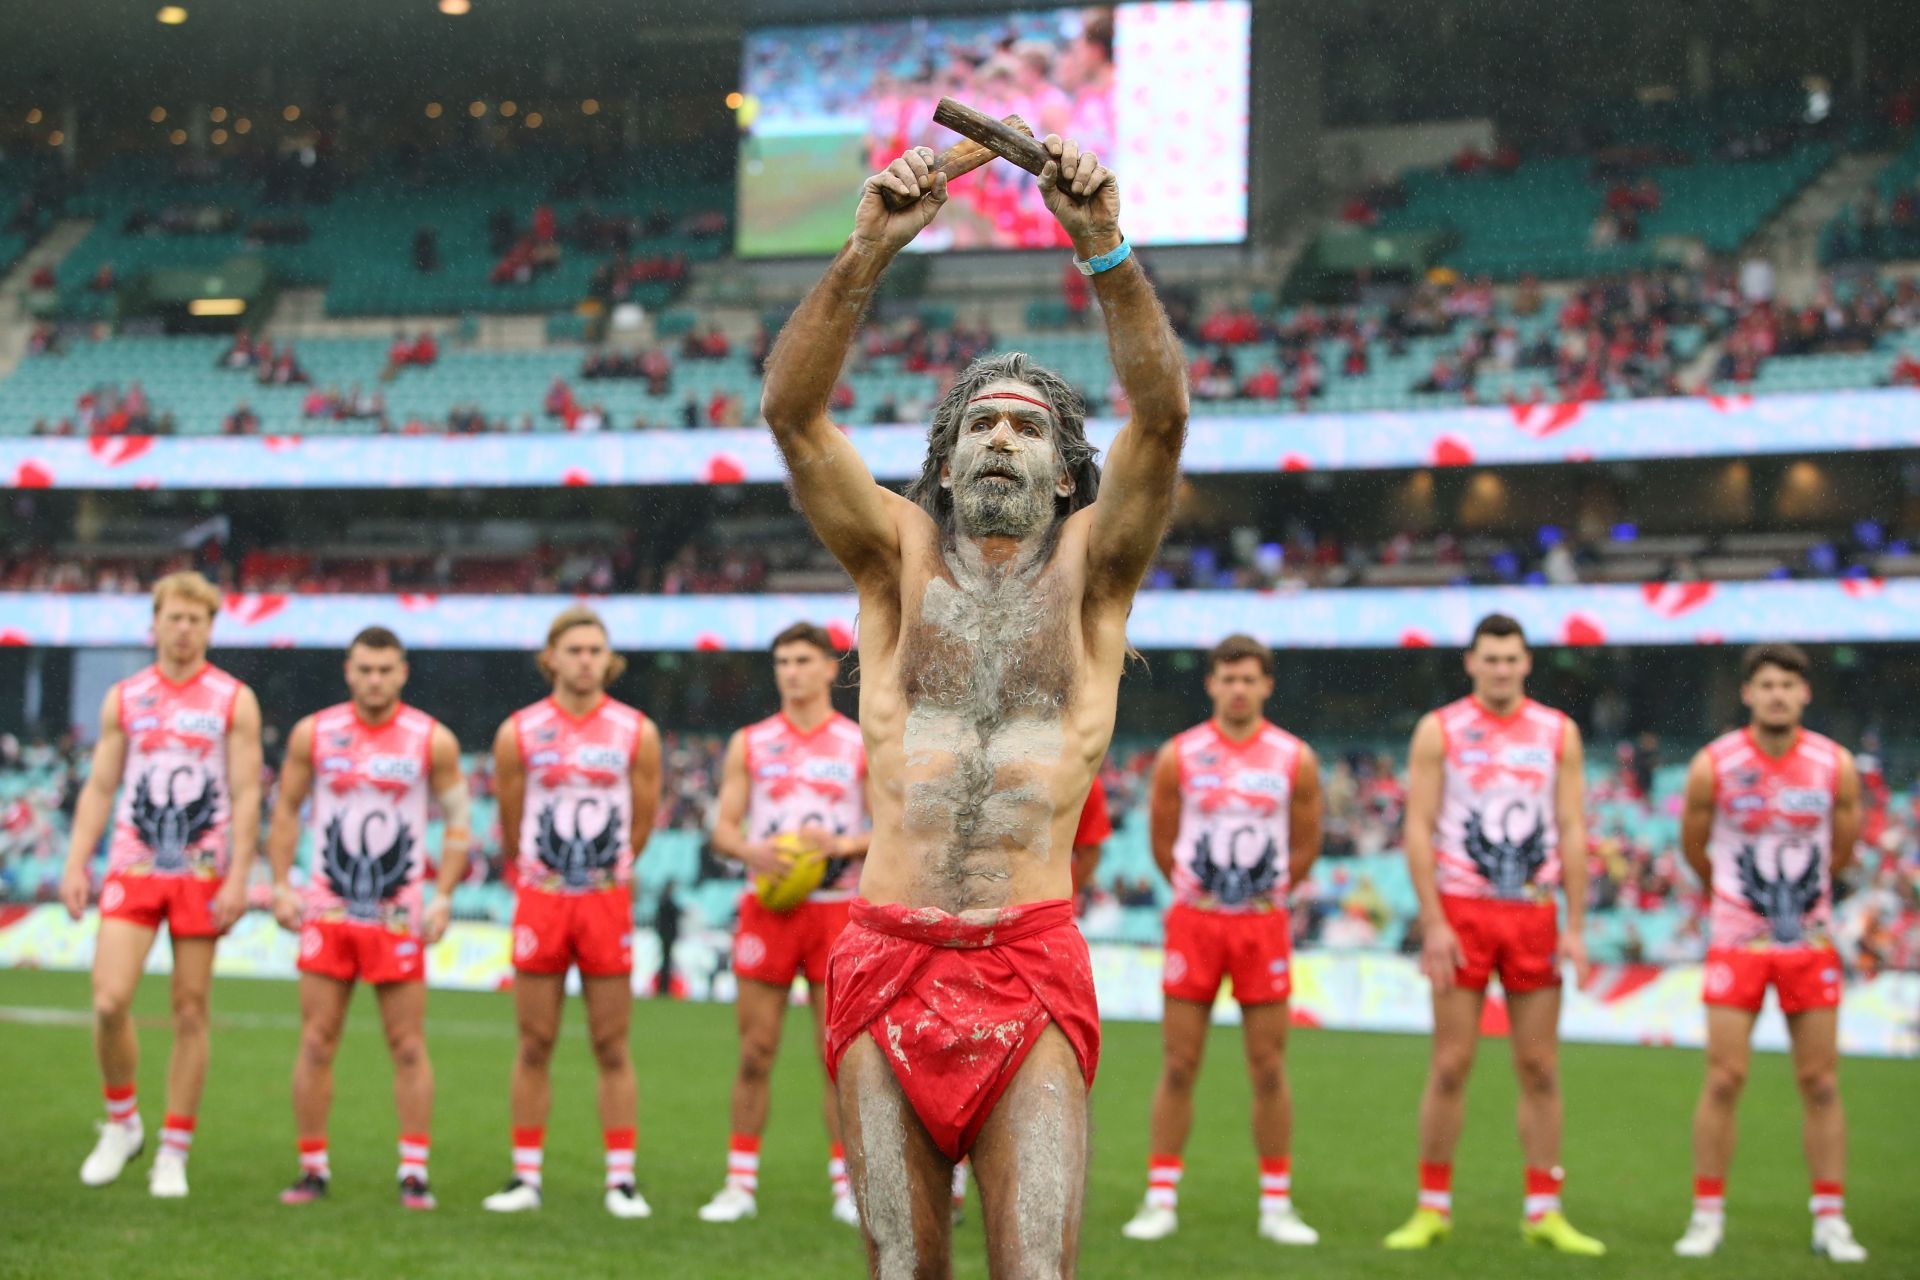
left=0, top=968, right=1912, bottom=1278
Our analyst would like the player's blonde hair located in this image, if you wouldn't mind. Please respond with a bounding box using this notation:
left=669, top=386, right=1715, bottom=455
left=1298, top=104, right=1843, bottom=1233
left=537, top=605, right=628, bottom=684
left=150, top=571, right=222, bottom=618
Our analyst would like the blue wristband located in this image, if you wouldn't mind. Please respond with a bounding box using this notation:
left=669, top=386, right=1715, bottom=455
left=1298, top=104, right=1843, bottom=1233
left=1073, top=237, right=1131, bottom=276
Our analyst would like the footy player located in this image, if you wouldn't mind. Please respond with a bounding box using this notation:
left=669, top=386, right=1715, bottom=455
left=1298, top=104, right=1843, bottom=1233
left=1385, top=614, right=1603, bottom=1255
left=266, top=626, right=468, bottom=1210
left=764, top=127, right=1185, bottom=1274
left=1672, top=644, right=1867, bottom=1262
left=482, top=607, right=661, bottom=1218
left=1122, top=634, right=1322, bottom=1246
left=61, top=572, right=264, bottom=1198
left=699, top=622, right=870, bottom=1227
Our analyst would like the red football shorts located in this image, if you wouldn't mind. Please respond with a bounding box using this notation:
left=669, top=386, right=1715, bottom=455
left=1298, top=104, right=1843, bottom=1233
left=1702, top=945, right=1842, bottom=1014
left=733, top=893, right=851, bottom=988
left=1161, top=902, right=1293, bottom=1006
left=100, top=873, right=223, bottom=939
left=298, top=919, right=425, bottom=986
left=824, top=898, right=1101, bottom=1162
left=1441, top=894, right=1561, bottom=994
left=512, top=886, right=633, bottom=978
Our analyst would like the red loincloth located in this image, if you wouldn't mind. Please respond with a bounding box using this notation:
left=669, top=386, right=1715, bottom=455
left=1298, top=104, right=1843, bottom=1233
left=824, top=898, right=1100, bottom=1162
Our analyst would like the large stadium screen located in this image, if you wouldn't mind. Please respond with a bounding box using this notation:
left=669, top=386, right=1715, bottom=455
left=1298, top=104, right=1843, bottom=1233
left=734, top=2, right=1251, bottom=257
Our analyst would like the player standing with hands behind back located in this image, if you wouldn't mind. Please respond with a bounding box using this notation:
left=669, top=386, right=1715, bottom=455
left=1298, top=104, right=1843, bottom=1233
left=1385, top=614, right=1604, bottom=1255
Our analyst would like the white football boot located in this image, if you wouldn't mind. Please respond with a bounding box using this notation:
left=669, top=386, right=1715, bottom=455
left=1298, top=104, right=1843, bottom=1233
left=1121, top=1200, right=1178, bottom=1240
left=483, top=1178, right=543, bottom=1212
left=697, top=1183, right=758, bottom=1222
left=1673, top=1212, right=1724, bottom=1257
left=80, top=1122, right=144, bottom=1187
left=1258, top=1205, right=1319, bottom=1245
left=832, top=1193, right=860, bottom=1227
left=148, top=1151, right=189, bottom=1199
left=1811, top=1217, right=1868, bottom=1263
left=604, top=1183, right=652, bottom=1219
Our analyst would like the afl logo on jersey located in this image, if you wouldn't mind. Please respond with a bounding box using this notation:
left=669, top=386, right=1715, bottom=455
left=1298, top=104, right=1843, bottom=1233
left=1190, top=773, right=1223, bottom=790
left=528, top=750, right=563, bottom=768
left=757, top=763, right=792, bottom=780
left=128, top=715, right=162, bottom=734
left=1458, top=749, right=1491, bottom=765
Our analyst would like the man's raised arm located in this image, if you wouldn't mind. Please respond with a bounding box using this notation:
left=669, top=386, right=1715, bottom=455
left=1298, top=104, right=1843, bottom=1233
left=1035, top=135, right=1189, bottom=601
left=760, top=147, right=950, bottom=586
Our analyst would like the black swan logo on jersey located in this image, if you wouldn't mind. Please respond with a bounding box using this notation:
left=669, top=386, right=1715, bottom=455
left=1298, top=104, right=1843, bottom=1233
left=1463, top=803, right=1547, bottom=900
left=1736, top=841, right=1823, bottom=944
left=1190, top=825, right=1283, bottom=907
left=320, top=813, right=416, bottom=922
left=130, top=767, right=221, bottom=870
left=534, top=798, right=623, bottom=889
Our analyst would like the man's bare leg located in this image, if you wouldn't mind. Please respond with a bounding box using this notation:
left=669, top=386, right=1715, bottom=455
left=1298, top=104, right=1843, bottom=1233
left=509, top=972, right=566, bottom=1129
left=838, top=1035, right=956, bottom=1279
left=809, top=983, right=845, bottom=1146
left=1145, top=997, right=1210, bottom=1156
left=731, top=978, right=790, bottom=1136
left=1787, top=1007, right=1844, bottom=1183
left=583, top=974, right=638, bottom=1131
left=1506, top=985, right=1563, bottom=1170
left=92, top=919, right=158, bottom=1095
left=165, top=936, right=217, bottom=1120
left=375, top=980, right=433, bottom=1135
left=972, top=1026, right=1089, bottom=1279
left=1242, top=1001, right=1293, bottom=1160
left=1691, top=1004, right=1757, bottom=1181
left=292, top=973, right=355, bottom=1142
left=1416, top=985, right=1485, bottom=1164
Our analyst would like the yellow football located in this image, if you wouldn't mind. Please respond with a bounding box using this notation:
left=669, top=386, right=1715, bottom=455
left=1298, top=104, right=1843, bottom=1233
left=753, top=833, right=827, bottom=913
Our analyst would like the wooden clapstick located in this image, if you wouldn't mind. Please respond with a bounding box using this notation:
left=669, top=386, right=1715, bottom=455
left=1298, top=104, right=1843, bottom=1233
left=932, top=97, right=1053, bottom=176
left=879, top=112, right=1034, bottom=211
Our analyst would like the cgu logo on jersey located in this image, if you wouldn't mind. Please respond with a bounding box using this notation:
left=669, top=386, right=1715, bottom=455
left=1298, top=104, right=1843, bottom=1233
left=365, top=754, right=422, bottom=784
left=1232, top=769, right=1290, bottom=798
left=1776, top=788, right=1831, bottom=816
left=130, top=766, right=221, bottom=871
left=1500, top=746, right=1554, bottom=772
left=320, top=813, right=415, bottom=922
left=799, top=758, right=856, bottom=787
left=173, top=710, right=224, bottom=739
left=577, top=746, right=627, bottom=773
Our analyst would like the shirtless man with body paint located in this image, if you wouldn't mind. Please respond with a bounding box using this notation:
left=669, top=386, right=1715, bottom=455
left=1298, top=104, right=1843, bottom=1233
left=762, top=136, right=1187, bottom=1278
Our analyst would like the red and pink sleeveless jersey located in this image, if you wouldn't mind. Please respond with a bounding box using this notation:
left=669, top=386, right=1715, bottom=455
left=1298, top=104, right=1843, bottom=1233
left=303, top=702, right=435, bottom=928
left=511, top=695, right=646, bottom=893
left=1168, top=720, right=1302, bottom=912
left=107, top=664, right=242, bottom=879
left=1704, top=728, right=1841, bottom=949
left=1433, top=696, right=1567, bottom=902
left=742, top=711, right=867, bottom=901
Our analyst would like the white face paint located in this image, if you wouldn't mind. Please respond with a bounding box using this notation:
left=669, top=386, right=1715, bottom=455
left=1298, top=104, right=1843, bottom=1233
left=941, top=379, right=1071, bottom=540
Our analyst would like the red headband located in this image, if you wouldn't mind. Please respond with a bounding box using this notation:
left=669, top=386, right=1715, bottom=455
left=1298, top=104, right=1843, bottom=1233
left=966, top=391, right=1056, bottom=417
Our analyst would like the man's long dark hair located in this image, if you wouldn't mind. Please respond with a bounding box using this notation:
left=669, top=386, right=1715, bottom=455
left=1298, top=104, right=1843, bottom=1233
left=902, top=352, right=1102, bottom=530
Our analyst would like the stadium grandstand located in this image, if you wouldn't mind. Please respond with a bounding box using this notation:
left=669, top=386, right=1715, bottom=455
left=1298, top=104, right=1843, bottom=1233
left=2, top=0, right=1918, bottom=1272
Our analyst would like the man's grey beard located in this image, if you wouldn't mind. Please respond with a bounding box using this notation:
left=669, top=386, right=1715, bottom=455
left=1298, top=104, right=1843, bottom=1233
left=953, top=472, right=1053, bottom=539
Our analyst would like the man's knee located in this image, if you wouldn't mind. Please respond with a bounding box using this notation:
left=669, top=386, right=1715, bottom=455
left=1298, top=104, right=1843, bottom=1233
left=1704, top=1058, right=1748, bottom=1108
left=738, top=1029, right=779, bottom=1085
left=92, top=980, right=136, bottom=1026
left=1160, top=1042, right=1203, bottom=1095
left=517, top=1027, right=557, bottom=1070
left=299, top=1023, right=341, bottom=1070
left=1514, top=1049, right=1558, bottom=1097
left=1430, top=1048, right=1475, bottom=1097
left=590, top=1027, right=630, bottom=1073
left=1796, top=1064, right=1838, bottom=1109
left=387, top=1028, right=428, bottom=1072
left=170, top=990, right=210, bottom=1040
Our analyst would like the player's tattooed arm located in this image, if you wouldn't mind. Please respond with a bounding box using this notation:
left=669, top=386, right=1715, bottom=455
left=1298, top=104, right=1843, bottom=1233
left=1830, top=748, right=1862, bottom=876
left=1289, top=744, right=1325, bottom=888
left=266, top=716, right=317, bottom=930
left=1147, top=740, right=1181, bottom=883
left=1678, top=750, right=1717, bottom=890
left=60, top=687, right=127, bottom=920
left=214, top=684, right=266, bottom=930
left=491, top=718, right=523, bottom=867
left=629, top=719, right=662, bottom=860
